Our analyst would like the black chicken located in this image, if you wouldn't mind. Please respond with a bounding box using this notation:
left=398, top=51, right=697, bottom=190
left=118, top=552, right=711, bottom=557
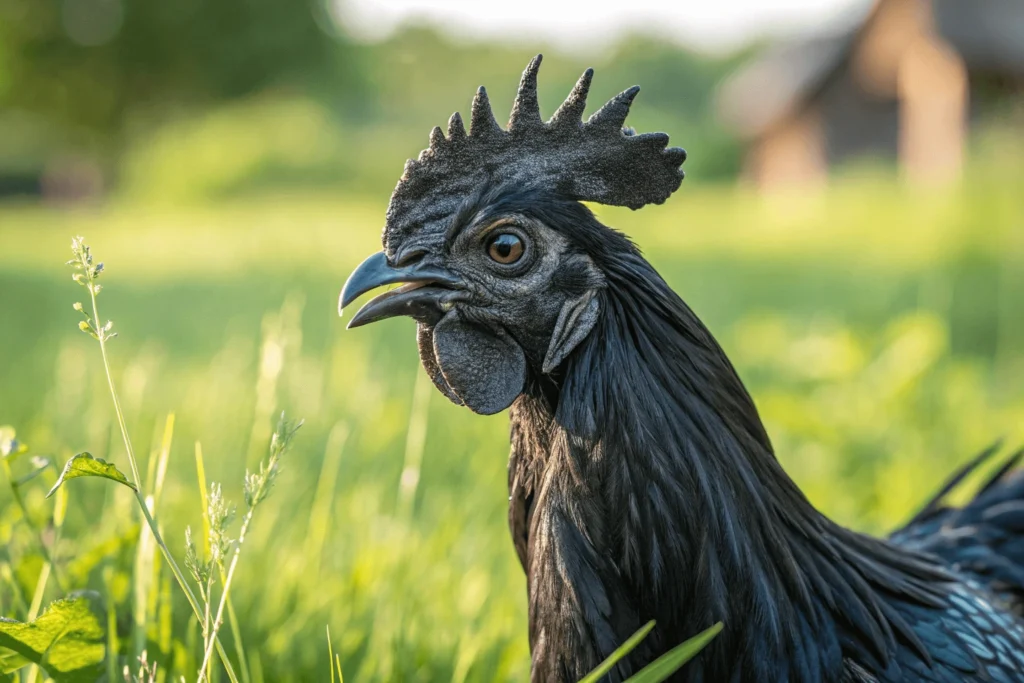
left=339, top=56, right=1024, bottom=682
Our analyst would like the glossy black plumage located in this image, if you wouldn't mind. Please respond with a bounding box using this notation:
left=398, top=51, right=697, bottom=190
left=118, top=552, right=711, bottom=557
left=502, top=197, right=1024, bottom=682
left=340, top=57, right=1024, bottom=682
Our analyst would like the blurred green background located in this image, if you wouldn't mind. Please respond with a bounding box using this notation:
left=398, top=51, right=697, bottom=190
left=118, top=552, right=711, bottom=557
left=1, top=0, right=1023, bottom=681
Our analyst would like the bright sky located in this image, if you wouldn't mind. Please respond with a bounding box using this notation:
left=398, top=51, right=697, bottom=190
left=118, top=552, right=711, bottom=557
left=339, top=0, right=872, bottom=53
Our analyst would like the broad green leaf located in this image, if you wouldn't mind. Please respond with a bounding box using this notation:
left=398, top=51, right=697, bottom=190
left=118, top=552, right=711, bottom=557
left=623, top=622, right=722, bottom=683
left=579, top=620, right=655, bottom=683
left=0, top=595, right=106, bottom=682
left=46, top=452, right=136, bottom=498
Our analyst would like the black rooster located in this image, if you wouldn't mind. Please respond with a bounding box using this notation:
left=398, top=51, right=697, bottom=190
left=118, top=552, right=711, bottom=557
left=339, top=56, right=1024, bottom=682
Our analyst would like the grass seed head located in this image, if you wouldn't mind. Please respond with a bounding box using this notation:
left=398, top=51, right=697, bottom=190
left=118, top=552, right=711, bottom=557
left=185, top=526, right=211, bottom=586
left=207, top=483, right=236, bottom=567
left=244, top=412, right=303, bottom=510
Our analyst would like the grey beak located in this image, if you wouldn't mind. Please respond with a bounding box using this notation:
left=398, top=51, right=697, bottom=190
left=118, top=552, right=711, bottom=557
left=339, top=251, right=465, bottom=328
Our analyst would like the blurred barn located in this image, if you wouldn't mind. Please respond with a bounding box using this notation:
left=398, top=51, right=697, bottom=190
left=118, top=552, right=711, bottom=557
left=717, top=0, right=1024, bottom=188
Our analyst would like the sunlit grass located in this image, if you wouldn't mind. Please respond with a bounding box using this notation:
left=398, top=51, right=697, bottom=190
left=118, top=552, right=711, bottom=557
left=0, top=164, right=1022, bottom=680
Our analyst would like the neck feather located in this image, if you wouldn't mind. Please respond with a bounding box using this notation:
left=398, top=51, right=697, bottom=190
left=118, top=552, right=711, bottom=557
left=529, top=251, right=949, bottom=681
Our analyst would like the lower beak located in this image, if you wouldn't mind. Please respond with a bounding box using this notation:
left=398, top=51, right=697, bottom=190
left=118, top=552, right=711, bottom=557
left=339, top=251, right=465, bottom=329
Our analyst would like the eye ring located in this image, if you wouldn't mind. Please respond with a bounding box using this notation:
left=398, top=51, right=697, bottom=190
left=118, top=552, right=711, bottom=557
left=486, top=233, right=525, bottom=265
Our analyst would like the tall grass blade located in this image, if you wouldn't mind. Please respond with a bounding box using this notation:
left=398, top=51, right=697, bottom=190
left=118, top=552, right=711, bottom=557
left=327, top=626, right=336, bottom=683
left=623, top=622, right=722, bottom=683
left=578, top=620, right=655, bottom=683
left=246, top=294, right=302, bottom=464
left=132, top=497, right=157, bottom=659
left=224, top=598, right=251, bottom=683
left=151, top=414, right=175, bottom=509
left=132, top=415, right=174, bottom=665
left=306, top=421, right=348, bottom=572
left=25, top=564, right=51, bottom=621
left=249, top=650, right=264, bottom=683
left=158, top=574, right=172, bottom=683
left=398, top=366, right=431, bottom=517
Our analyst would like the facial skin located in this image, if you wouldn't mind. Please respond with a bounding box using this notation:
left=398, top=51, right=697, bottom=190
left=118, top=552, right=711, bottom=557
left=341, top=54, right=685, bottom=415
left=341, top=187, right=605, bottom=414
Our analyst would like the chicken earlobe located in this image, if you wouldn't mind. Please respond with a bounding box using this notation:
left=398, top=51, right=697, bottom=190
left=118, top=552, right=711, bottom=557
left=427, top=312, right=527, bottom=415
left=542, top=290, right=600, bottom=375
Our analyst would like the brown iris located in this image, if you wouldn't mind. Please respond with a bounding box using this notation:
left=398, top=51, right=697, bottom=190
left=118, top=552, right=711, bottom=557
left=486, top=233, right=524, bottom=264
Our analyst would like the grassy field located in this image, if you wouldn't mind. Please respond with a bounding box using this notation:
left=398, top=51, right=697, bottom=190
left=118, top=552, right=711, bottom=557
left=0, top=159, right=1023, bottom=681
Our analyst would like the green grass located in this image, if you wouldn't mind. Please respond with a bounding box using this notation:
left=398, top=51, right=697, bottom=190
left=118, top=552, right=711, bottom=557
left=0, top=159, right=1022, bottom=680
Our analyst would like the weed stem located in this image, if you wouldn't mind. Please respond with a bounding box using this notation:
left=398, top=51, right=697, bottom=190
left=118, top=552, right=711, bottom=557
left=197, top=509, right=256, bottom=683
left=80, top=259, right=241, bottom=683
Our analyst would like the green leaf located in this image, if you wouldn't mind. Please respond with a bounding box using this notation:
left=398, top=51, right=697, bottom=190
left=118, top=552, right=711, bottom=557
left=47, top=452, right=137, bottom=498
left=0, top=594, right=106, bottom=682
left=578, top=620, right=655, bottom=683
left=623, top=622, right=722, bottom=683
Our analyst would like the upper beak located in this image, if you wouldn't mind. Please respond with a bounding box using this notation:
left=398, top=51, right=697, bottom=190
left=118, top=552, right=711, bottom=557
left=339, top=251, right=465, bottom=329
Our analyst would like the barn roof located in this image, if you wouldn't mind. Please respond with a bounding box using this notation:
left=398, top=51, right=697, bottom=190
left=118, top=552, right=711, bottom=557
left=716, top=32, right=854, bottom=139
left=717, top=0, right=1024, bottom=140
left=935, top=0, right=1024, bottom=75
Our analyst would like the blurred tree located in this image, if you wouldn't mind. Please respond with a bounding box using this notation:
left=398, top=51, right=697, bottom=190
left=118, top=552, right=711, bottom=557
left=0, top=7, right=744, bottom=193
left=601, top=36, right=751, bottom=180
left=356, top=26, right=743, bottom=182
left=0, top=0, right=356, bottom=153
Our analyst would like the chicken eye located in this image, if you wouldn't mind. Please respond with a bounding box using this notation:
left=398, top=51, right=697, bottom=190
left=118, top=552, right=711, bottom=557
left=486, top=233, right=524, bottom=265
